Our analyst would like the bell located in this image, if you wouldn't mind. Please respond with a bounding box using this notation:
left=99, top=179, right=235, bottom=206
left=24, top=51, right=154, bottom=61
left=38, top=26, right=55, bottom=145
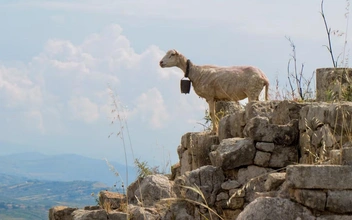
left=180, top=77, right=191, bottom=94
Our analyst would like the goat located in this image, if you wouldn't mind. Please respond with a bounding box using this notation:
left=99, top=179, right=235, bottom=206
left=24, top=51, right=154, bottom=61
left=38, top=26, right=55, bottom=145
left=159, top=49, right=269, bottom=134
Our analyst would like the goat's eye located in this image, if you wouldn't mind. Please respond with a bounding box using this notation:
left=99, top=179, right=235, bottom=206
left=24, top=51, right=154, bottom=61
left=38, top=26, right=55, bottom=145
left=170, top=54, right=175, bottom=57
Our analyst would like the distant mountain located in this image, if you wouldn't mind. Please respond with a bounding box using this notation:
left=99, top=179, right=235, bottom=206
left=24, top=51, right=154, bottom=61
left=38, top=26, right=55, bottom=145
left=0, top=173, right=109, bottom=220
left=0, top=152, right=137, bottom=187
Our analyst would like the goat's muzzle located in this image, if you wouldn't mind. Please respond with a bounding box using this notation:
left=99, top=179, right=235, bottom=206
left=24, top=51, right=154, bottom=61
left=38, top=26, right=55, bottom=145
left=159, top=61, right=165, bottom=67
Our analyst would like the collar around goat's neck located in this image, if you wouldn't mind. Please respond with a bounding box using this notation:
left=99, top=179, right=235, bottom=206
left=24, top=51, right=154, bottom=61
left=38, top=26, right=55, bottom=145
left=185, top=59, right=191, bottom=78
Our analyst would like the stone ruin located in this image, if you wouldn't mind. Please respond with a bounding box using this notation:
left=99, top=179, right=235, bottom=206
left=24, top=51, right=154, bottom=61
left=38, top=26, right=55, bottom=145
left=49, top=68, right=352, bottom=220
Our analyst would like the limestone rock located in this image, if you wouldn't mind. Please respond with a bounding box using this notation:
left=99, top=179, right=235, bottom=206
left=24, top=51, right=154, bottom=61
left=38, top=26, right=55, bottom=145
left=221, top=209, right=242, bottom=220
left=243, top=116, right=299, bottom=145
left=290, top=189, right=326, bottom=211
left=218, top=110, right=246, bottom=142
left=268, top=145, right=298, bottom=168
left=237, top=165, right=270, bottom=185
left=317, top=215, right=352, bottom=220
left=49, top=206, right=77, bottom=220
left=221, top=180, right=241, bottom=190
left=99, top=191, right=126, bottom=210
left=341, top=146, right=352, bottom=165
left=160, top=200, right=194, bottom=220
left=178, top=132, right=219, bottom=175
left=255, top=142, right=275, bottom=152
left=209, top=138, right=255, bottom=170
left=329, top=150, right=341, bottom=165
left=174, top=165, right=224, bottom=207
left=245, top=101, right=280, bottom=122
left=237, top=197, right=314, bottom=220
left=254, top=151, right=271, bottom=167
left=134, top=174, right=174, bottom=207
left=108, top=211, right=129, bottom=220
left=271, top=100, right=306, bottom=125
left=286, top=165, right=352, bottom=189
left=72, top=209, right=107, bottom=220
left=216, top=192, right=229, bottom=201
left=264, top=173, right=286, bottom=191
left=128, top=205, right=160, bottom=220
left=326, top=190, right=352, bottom=214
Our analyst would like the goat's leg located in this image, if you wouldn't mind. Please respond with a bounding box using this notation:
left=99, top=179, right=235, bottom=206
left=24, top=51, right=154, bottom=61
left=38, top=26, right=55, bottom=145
left=208, top=100, right=217, bottom=134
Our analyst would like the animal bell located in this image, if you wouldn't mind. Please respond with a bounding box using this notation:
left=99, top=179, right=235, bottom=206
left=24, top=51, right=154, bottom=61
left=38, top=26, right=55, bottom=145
left=180, top=77, right=191, bottom=94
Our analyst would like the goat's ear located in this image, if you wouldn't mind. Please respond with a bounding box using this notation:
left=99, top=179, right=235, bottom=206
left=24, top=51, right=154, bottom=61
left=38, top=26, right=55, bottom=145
left=173, top=49, right=179, bottom=55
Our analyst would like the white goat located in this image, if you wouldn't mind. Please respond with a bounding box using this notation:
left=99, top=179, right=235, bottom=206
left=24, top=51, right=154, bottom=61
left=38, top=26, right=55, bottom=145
left=159, top=49, right=269, bottom=134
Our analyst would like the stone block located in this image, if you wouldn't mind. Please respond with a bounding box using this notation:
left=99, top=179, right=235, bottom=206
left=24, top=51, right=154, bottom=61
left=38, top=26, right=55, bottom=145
left=209, top=138, right=256, bottom=170
left=255, top=142, right=275, bottom=152
left=341, top=147, right=352, bottom=165
left=243, top=116, right=299, bottom=145
left=290, top=189, right=326, bottom=211
left=329, top=150, right=341, bottom=165
left=326, top=190, right=352, bottom=214
left=287, top=165, right=352, bottom=189
left=218, top=110, right=246, bottom=142
left=254, top=151, right=271, bottom=167
left=221, top=180, right=241, bottom=190
left=268, top=145, right=298, bottom=168
left=264, top=173, right=286, bottom=191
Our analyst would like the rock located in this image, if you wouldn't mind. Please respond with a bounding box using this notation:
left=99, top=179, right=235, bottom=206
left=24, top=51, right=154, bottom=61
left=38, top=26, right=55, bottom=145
left=174, top=165, right=224, bottom=207
left=72, top=209, right=107, bottom=220
left=160, top=200, right=194, bottom=220
left=245, top=101, right=280, bottom=122
left=326, top=190, right=352, bottom=214
left=209, top=138, right=256, bottom=170
left=271, top=100, right=306, bottom=125
left=237, top=165, right=270, bottom=185
left=268, top=145, right=298, bottom=168
left=128, top=205, right=160, bottom=220
left=317, top=215, right=352, bottom=220
left=330, top=150, right=341, bottom=165
left=227, top=197, right=244, bottom=209
left=84, top=206, right=101, bottom=210
left=49, top=206, right=77, bottom=220
left=286, top=165, right=352, bottom=189
left=243, top=116, right=299, bottom=145
left=237, top=197, right=314, bottom=220
left=108, top=211, right=129, bottom=220
left=221, top=180, right=241, bottom=190
left=255, top=142, right=275, bottom=152
left=254, top=151, right=271, bottom=167
left=290, top=189, right=326, bottom=211
left=264, top=173, right=286, bottom=191
left=229, top=188, right=245, bottom=198
left=216, top=192, right=229, bottom=201
left=221, top=209, right=242, bottom=220
left=341, top=147, right=352, bottom=165
left=218, top=110, right=246, bottom=142
left=127, top=177, right=143, bottom=204
left=178, top=132, right=219, bottom=175
left=215, top=101, right=243, bottom=115
left=133, top=174, right=174, bottom=207
left=99, top=191, right=126, bottom=210
left=171, top=162, right=181, bottom=180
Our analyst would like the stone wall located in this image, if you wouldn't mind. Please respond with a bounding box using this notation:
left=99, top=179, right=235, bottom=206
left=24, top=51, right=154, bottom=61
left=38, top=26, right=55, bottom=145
left=49, top=100, right=352, bottom=220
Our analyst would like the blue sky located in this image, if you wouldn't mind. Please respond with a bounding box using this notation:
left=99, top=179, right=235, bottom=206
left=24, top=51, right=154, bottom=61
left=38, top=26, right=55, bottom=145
left=0, top=0, right=349, bottom=170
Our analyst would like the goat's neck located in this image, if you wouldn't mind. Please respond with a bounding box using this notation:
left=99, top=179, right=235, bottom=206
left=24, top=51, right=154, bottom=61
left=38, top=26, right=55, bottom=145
left=176, top=55, right=189, bottom=75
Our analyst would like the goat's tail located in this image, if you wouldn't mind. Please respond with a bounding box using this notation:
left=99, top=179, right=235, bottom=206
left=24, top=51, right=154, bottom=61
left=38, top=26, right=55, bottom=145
left=265, top=82, right=269, bottom=101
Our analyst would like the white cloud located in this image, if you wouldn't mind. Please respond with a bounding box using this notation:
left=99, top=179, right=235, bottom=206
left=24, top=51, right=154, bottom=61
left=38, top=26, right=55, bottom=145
left=133, top=88, right=169, bottom=129
left=68, top=96, right=99, bottom=123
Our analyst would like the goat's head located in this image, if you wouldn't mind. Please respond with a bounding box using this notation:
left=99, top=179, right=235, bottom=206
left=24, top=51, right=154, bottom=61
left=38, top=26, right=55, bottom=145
left=159, top=49, right=180, bottom=68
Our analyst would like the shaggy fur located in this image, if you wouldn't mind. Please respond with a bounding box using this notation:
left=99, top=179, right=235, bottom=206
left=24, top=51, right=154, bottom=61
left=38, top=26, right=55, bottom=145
left=160, top=49, right=269, bottom=134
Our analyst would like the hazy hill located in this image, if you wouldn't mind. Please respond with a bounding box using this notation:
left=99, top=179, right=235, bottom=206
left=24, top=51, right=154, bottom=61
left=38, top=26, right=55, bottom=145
left=0, top=173, right=108, bottom=220
left=0, top=152, right=137, bottom=187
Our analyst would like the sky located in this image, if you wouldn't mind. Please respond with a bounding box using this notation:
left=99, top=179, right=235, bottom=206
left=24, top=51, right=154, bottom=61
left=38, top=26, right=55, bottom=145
left=0, top=0, right=350, bottom=171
